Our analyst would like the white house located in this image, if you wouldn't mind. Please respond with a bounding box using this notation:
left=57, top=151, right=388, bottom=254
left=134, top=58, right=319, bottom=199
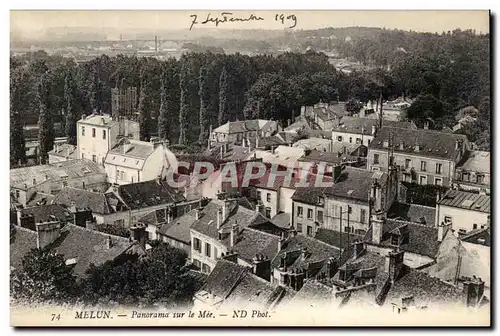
left=104, top=138, right=178, bottom=185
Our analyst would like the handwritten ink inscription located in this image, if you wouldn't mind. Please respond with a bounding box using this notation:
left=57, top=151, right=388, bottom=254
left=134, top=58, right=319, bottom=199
left=189, top=12, right=297, bottom=30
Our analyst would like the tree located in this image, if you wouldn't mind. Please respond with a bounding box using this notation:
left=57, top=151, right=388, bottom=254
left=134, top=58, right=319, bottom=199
left=157, top=73, right=169, bottom=141
left=198, top=66, right=210, bottom=143
left=10, top=111, right=26, bottom=167
left=95, top=224, right=129, bottom=238
left=37, top=73, right=55, bottom=164
left=64, top=71, right=78, bottom=145
left=82, top=242, right=199, bottom=307
left=218, top=66, right=230, bottom=125
left=10, top=247, right=79, bottom=304
left=178, top=63, right=189, bottom=145
left=138, top=77, right=150, bottom=142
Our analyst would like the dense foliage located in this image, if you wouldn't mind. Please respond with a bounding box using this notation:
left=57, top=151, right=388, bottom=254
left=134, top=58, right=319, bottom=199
left=10, top=28, right=490, bottom=165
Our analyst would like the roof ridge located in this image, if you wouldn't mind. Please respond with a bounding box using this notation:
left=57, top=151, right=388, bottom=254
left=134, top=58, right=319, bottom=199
left=12, top=225, right=37, bottom=235
left=65, top=223, right=131, bottom=242
left=299, top=234, right=341, bottom=251
left=243, top=227, right=280, bottom=240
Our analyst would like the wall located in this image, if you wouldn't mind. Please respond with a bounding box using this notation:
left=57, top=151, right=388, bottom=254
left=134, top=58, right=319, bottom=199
left=160, top=235, right=191, bottom=258
left=190, top=230, right=227, bottom=274
left=332, top=131, right=374, bottom=147
left=142, top=145, right=178, bottom=181
left=366, top=244, right=434, bottom=269
left=77, top=121, right=118, bottom=165
left=278, top=187, right=295, bottom=214
left=368, top=148, right=455, bottom=187
left=436, top=204, right=489, bottom=234
left=293, top=201, right=324, bottom=237
left=324, top=197, right=370, bottom=235
left=48, top=155, right=70, bottom=164
left=257, top=188, right=279, bottom=218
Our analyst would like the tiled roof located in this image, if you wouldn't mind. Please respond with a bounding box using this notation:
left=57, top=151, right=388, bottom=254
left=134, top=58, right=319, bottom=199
left=200, top=259, right=248, bottom=299
left=254, top=172, right=333, bottom=192
left=158, top=209, right=198, bottom=244
left=365, top=219, right=441, bottom=258
left=324, top=167, right=387, bottom=202
left=271, top=212, right=292, bottom=229
left=137, top=208, right=168, bottom=227
left=105, top=139, right=157, bottom=169
left=292, top=187, right=327, bottom=205
left=369, top=126, right=468, bottom=161
left=284, top=116, right=313, bottom=132
left=116, top=180, right=186, bottom=210
left=10, top=159, right=106, bottom=190
left=314, top=229, right=363, bottom=249
left=272, top=234, right=340, bottom=271
left=19, top=204, right=74, bottom=225
left=50, top=223, right=141, bottom=278
left=25, top=192, right=55, bottom=208
left=206, top=143, right=254, bottom=162
left=456, top=151, right=490, bottom=174
left=52, top=187, right=113, bottom=214
left=290, top=279, right=336, bottom=305
left=461, top=228, right=490, bottom=246
left=10, top=225, right=37, bottom=269
left=190, top=199, right=264, bottom=241
left=213, top=119, right=275, bottom=134
left=293, top=138, right=332, bottom=151
left=437, top=189, right=490, bottom=213
left=78, top=114, right=118, bottom=127
left=229, top=228, right=280, bottom=263
left=48, top=143, right=77, bottom=159
left=385, top=271, right=465, bottom=307
left=387, top=202, right=436, bottom=226
left=332, top=117, right=415, bottom=136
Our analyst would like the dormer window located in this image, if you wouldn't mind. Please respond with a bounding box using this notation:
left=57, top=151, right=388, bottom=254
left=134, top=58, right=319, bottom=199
left=391, top=234, right=400, bottom=246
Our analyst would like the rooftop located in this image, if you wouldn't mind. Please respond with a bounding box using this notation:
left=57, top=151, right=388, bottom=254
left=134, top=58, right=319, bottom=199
left=324, top=167, right=387, bottom=202
left=387, top=202, right=436, bottom=226
left=116, top=179, right=186, bottom=210
left=52, top=187, right=114, bottom=215
left=456, top=151, right=490, bottom=174
left=271, top=212, right=292, bottom=229
left=18, top=204, right=74, bottom=225
left=213, top=119, right=276, bottom=134
left=158, top=209, right=198, bottom=244
left=331, top=117, right=416, bottom=135
left=10, top=159, right=106, bottom=190
left=314, top=229, right=363, bottom=249
left=48, top=143, right=77, bottom=159
left=291, top=186, right=328, bottom=206
left=369, top=126, right=468, bottom=161
left=293, top=138, right=332, bottom=151
left=437, top=189, right=490, bottom=213
left=78, top=114, right=118, bottom=127
left=10, top=225, right=37, bottom=270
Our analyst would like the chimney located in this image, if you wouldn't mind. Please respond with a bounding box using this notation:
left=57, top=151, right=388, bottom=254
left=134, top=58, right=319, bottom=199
left=195, top=209, right=200, bottom=220
left=424, top=122, right=429, bottom=130
left=352, top=241, right=365, bottom=259
left=18, top=213, right=36, bottom=231
left=81, top=114, right=86, bottom=120
left=398, top=143, right=404, bottom=150
left=455, top=139, right=461, bottom=150
left=36, top=220, right=61, bottom=249
left=375, top=183, right=382, bottom=211
left=359, top=107, right=365, bottom=118
left=437, top=222, right=449, bottom=242
left=167, top=208, right=173, bottom=224
left=414, top=143, right=420, bottom=152
left=255, top=201, right=263, bottom=215
left=255, top=136, right=260, bottom=149
left=230, top=223, right=238, bottom=248
left=130, top=225, right=147, bottom=248
left=278, top=232, right=286, bottom=251
left=222, top=200, right=231, bottom=221
left=252, top=254, right=271, bottom=281
left=300, top=106, right=306, bottom=116
left=106, top=235, right=112, bottom=249
left=371, top=211, right=384, bottom=245
left=122, top=141, right=131, bottom=154
left=385, top=250, right=405, bottom=284
left=85, top=219, right=96, bottom=231
left=221, top=250, right=238, bottom=263
left=371, top=125, right=377, bottom=135
left=301, top=246, right=308, bottom=260
left=216, top=208, right=223, bottom=229
left=326, top=257, right=338, bottom=278
left=333, top=165, right=342, bottom=181
left=65, top=147, right=70, bottom=159
left=463, top=276, right=485, bottom=308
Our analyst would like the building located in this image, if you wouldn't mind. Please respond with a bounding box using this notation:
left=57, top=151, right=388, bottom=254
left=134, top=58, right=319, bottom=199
left=297, top=144, right=367, bottom=171
left=454, top=150, right=490, bottom=194
left=291, top=187, right=327, bottom=237
left=300, top=102, right=347, bottom=131
left=192, top=259, right=293, bottom=311
left=270, top=232, right=341, bottom=291
left=293, top=137, right=333, bottom=152
left=367, top=126, right=469, bottom=187
left=10, top=159, right=108, bottom=207
left=331, top=117, right=417, bottom=147
left=12, top=204, right=74, bottom=229
left=77, top=113, right=140, bottom=166
left=435, top=189, right=490, bottom=235
left=323, top=167, right=398, bottom=236
left=48, top=143, right=77, bottom=164
left=189, top=198, right=282, bottom=274
left=210, top=119, right=280, bottom=145
left=104, top=137, right=178, bottom=185
left=111, top=86, right=138, bottom=120
left=10, top=222, right=147, bottom=278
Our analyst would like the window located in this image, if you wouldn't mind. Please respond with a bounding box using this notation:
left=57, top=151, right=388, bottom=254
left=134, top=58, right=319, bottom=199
left=257, top=190, right=261, bottom=200
left=102, top=130, right=106, bottom=140
left=114, top=219, right=125, bottom=227
left=92, top=128, right=96, bottom=138
left=368, top=139, right=371, bottom=145
left=192, top=259, right=201, bottom=269
left=317, top=210, right=324, bottom=223
left=82, top=182, right=86, bottom=189
left=205, top=243, right=211, bottom=257
left=318, top=196, right=324, bottom=205
left=193, top=238, right=201, bottom=252
left=458, top=229, right=467, bottom=235
left=435, top=178, right=443, bottom=186
left=349, top=137, right=352, bottom=143
left=419, top=175, right=427, bottom=185
left=436, top=163, right=443, bottom=174
left=265, top=207, right=271, bottom=218
left=337, top=136, right=343, bottom=142
left=297, top=206, right=303, bottom=217
left=444, top=216, right=452, bottom=224
left=307, top=226, right=313, bottom=236
left=82, top=153, right=85, bottom=159
left=391, top=234, right=400, bottom=246
left=360, top=209, right=366, bottom=224
left=405, top=159, right=411, bottom=169
left=356, top=138, right=362, bottom=145
left=307, top=208, right=313, bottom=220
left=297, top=223, right=302, bottom=232
left=266, top=193, right=271, bottom=202
left=63, top=181, right=68, bottom=187
left=201, top=263, right=211, bottom=274
left=373, top=154, right=379, bottom=164
left=420, top=161, right=427, bottom=171
left=344, top=226, right=354, bottom=233
left=214, top=247, right=218, bottom=259
left=462, top=172, right=470, bottom=182
left=477, top=174, right=485, bottom=184
left=82, top=126, right=85, bottom=136
left=473, top=224, right=478, bottom=230
left=92, top=155, right=97, bottom=163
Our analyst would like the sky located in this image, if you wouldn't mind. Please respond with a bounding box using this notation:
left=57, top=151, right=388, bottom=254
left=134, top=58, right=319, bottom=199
left=11, top=10, right=490, bottom=36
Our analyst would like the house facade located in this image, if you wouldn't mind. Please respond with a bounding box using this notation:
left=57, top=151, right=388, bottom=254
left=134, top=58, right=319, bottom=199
left=367, top=126, right=469, bottom=187
left=454, top=151, right=490, bottom=194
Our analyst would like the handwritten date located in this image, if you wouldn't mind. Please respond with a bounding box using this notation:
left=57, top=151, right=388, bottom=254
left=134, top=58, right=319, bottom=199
left=189, top=12, right=297, bottom=30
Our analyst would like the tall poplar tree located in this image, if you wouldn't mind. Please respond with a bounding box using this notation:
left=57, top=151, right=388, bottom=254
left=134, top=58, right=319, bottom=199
left=178, top=63, right=189, bottom=145
left=64, top=71, right=78, bottom=145
left=198, top=66, right=209, bottom=143
left=37, top=73, right=54, bottom=164
left=218, top=66, right=230, bottom=125
left=138, top=75, right=150, bottom=141
left=10, top=69, right=26, bottom=167
left=157, top=73, right=169, bottom=141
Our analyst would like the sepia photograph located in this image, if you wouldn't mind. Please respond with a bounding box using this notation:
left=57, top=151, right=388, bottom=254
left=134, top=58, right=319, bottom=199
left=8, top=9, right=491, bottom=327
